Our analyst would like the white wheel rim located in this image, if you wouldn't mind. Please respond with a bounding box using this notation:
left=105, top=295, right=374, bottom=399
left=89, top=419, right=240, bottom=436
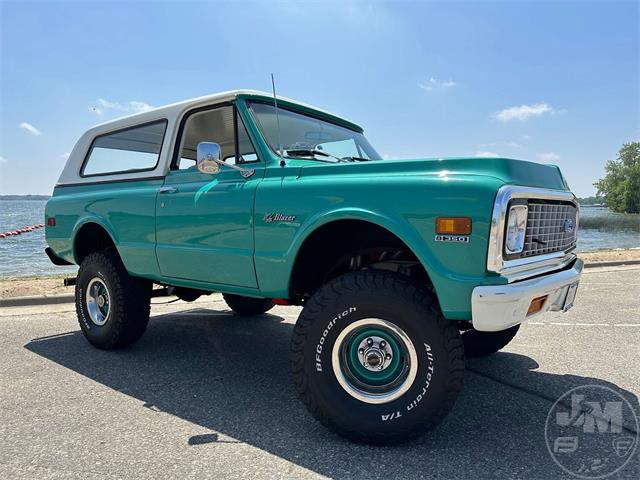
left=331, top=318, right=419, bottom=404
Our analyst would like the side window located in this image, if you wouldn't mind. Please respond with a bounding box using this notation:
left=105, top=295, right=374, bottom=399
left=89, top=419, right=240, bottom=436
left=82, top=121, right=167, bottom=176
left=236, top=111, right=258, bottom=164
left=177, top=106, right=235, bottom=170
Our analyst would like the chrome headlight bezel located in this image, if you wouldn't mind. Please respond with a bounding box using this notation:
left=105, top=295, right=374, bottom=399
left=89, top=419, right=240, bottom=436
left=486, top=185, right=579, bottom=282
left=504, top=204, right=528, bottom=255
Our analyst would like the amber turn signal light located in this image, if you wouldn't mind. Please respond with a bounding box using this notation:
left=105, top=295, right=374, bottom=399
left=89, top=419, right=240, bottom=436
left=435, top=217, right=472, bottom=235
left=527, top=295, right=548, bottom=316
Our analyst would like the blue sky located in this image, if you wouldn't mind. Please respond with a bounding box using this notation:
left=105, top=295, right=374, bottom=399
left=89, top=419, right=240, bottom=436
left=1, top=0, right=638, bottom=196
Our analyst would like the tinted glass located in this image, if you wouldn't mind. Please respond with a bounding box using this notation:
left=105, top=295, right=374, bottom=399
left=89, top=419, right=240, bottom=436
left=178, top=106, right=235, bottom=170
left=83, top=121, right=166, bottom=176
left=250, top=102, right=381, bottom=161
left=177, top=106, right=260, bottom=168
left=235, top=111, right=258, bottom=164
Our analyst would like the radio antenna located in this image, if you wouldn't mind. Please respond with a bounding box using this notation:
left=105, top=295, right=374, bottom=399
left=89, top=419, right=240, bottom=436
left=271, top=73, right=285, bottom=167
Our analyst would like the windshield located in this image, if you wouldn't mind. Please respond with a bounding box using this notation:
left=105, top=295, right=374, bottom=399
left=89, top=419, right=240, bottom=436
left=249, top=102, right=382, bottom=162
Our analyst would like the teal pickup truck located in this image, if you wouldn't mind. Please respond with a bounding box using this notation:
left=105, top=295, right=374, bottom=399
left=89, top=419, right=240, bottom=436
left=45, top=90, right=582, bottom=444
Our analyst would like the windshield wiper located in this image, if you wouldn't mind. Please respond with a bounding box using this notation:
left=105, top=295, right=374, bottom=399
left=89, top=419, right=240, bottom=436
left=343, top=156, right=370, bottom=162
left=285, top=149, right=349, bottom=163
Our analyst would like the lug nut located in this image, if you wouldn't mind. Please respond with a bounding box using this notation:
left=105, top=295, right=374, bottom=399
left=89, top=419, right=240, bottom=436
left=358, top=348, right=364, bottom=355
left=380, top=340, right=387, bottom=349
left=386, top=353, right=392, bottom=360
left=366, top=338, right=373, bottom=346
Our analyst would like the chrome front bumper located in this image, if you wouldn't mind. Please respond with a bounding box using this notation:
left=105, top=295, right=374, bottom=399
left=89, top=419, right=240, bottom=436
left=471, top=258, right=583, bottom=332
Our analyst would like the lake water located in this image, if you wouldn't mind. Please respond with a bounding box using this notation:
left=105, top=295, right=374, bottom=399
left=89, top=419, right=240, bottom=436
left=577, top=206, right=640, bottom=251
left=0, top=200, right=78, bottom=278
left=0, top=200, right=638, bottom=278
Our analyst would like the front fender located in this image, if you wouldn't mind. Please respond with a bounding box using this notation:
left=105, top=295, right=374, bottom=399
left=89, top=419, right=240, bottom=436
left=289, top=207, right=450, bottom=295
left=254, top=172, right=507, bottom=320
left=255, top=204, right=482, bottom=318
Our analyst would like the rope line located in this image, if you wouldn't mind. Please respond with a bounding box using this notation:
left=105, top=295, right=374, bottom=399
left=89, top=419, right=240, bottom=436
left=0, top=224, right=45, bottom=238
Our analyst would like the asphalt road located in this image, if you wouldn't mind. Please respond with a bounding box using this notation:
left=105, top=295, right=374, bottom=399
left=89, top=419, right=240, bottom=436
left=1, top=266, right=639, bottom=479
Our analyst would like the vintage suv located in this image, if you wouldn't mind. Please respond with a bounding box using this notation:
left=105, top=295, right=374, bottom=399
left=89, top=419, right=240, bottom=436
left=45, top=90, right=582, bottom=444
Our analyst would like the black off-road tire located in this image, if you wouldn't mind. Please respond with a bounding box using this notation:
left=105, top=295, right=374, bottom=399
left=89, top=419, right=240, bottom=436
left=461, top=324, right=520, bottom=358
left=291, top=270, right=465, bottom=444
left=75, top=248, right=151, bottom=350
left=223, top=293, right=274, bottom=315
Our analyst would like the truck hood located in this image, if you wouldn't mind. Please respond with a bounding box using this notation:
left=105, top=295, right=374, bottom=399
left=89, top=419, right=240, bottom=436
left=296, top=157, right=569, bottom=190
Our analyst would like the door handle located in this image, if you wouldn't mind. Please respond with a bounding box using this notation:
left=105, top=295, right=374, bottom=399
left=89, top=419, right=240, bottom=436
left=158, top=186, right=178, bottom=194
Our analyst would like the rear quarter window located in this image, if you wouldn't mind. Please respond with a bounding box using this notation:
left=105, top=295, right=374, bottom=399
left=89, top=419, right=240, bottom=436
left=82, top=120, right=167, bottom=176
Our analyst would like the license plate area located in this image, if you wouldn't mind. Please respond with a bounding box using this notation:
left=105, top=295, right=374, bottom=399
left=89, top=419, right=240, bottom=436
left=563, top=281, right=579, bottom=311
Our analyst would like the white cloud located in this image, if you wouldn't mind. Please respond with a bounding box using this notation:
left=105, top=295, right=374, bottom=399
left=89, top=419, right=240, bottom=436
left=128, top=101, right=154, bottom=112
left=90, top=98, right=154, bottom=115
left=19, top=122, right=42, bottom=136
left=475, top=151, right=500, bottom=157
left=0, top=155, right=7, bottom=164
left=419, top=77, right=457, bottom=92
left=537, top=152, right=561, bottom=162
left=493, top=103, right=560, bottom=122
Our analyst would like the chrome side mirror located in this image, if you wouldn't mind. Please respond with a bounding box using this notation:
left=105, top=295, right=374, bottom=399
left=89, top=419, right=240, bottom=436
left=196, top=141, right=256, bottom=178
left=196, top=142, right=222, bottom=174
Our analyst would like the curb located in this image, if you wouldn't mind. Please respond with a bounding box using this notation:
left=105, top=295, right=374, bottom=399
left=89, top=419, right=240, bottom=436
left=583, top=259, right=640, bottom=269
left=1, top=260, right=638, bottom=308
left=0, top=294, right=75, bottom=308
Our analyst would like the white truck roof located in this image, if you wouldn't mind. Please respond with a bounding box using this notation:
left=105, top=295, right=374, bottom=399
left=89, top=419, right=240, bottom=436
left=57, top=90, right=354, bottom=186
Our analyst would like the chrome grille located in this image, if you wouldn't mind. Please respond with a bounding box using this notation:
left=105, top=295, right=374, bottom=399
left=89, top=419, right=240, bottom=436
left=522, top=202, right=578, bottom=257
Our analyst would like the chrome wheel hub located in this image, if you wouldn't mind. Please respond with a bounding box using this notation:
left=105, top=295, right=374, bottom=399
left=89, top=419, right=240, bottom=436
left=86, top=277, right=111, bottom=326
left=357, top=336, right=393, bottom=371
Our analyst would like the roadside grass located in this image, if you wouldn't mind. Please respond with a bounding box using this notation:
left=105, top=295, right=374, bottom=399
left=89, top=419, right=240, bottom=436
left=580, top=213, right=640, bottom=231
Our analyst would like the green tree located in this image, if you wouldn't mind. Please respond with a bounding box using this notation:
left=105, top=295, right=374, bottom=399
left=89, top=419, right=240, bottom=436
left=594, top=142, right=640, bottom=214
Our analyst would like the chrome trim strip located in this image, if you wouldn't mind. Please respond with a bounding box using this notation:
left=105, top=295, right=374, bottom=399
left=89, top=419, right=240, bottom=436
left=500, top=253, right=577, bottom=283
left=487, top=185, right=579, bottom=282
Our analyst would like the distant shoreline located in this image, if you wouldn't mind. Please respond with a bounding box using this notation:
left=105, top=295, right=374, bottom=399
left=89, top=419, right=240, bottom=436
left=0, top=195, right=50, bottom=200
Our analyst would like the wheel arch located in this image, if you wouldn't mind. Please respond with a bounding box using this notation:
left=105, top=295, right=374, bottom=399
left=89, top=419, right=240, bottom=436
left=72, top=218, right=120, bottom=265
left=287, top=209, right=445, bottom=303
